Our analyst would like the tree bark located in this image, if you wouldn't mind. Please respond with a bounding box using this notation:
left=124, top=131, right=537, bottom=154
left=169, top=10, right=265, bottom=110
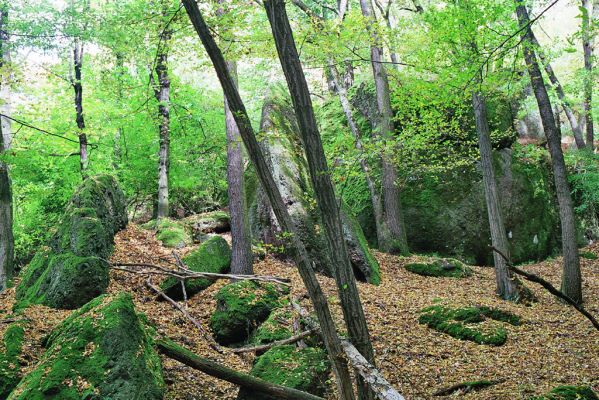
left=181, top=2, right=355, bottom=398
left=358, top=0, right=409, bottom=255
left=217, top=1, right=253, bottom=275
left=0, top=5, right=13, bottom=291
left=72, top=40, right=88, bottom=176
left=516, top=3, right=582, bottom=304
left=264, top=2, right=376, bottom=399
left=154, top=13, right=171, bottom=221
left=472, top=91, right=521, bottom=301
left=582, top=0, right=595, bottom=148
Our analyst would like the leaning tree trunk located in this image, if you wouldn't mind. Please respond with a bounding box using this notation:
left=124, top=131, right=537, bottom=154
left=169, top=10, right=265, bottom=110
left=72, top=40, right=88, bottom=176
left=264, top=2, right=376, bottom=399
left=582, top=0, right=595, bottom=148
left=516, top=3, right=582, bottom=304
left=359, top=0, right=409, bottom=255
left=154, top=23, right=171, bottom=221
left=472, top=91, right=522, bottom=301
left=0, top=4, right=13, bottom=291
left=181, top=2, right=356, bottom=398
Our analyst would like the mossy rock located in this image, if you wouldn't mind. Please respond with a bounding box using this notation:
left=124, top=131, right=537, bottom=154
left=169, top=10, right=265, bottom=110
left=579, top=251, right=598, bottom=260
left=405, top=258, right=472, bottom=278
left=237, top=345, right=330, bottom=400
left=250, top=308, right=293, bottom=347
left=8, top=293, right=164, bottom=400
left=0, top=323, right=26, bottom=398
left=145, top=219, right=192, bottom=248
left=419, top=305, right=520, bottom=346
left=184, top=211, right=231, bottom=241
left=160, top=236, right=231, bottom=300
left=529, top=385, right=598, bottom=400
left=210, top=281, right=287, bottom=345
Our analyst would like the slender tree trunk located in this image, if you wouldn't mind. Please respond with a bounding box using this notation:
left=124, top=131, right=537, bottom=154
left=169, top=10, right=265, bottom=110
left=516, top=3, right=582, bottom=304
left=72, top=40, right=88, bottom=176
left=0, top=4, right=13, bottom=291
left=154, top=21, right=171, bottom=220
left=582, top=0, right=595, bottom=148
left=113, top=52, right=124, bottom=169
left=264, top=2, right=376, bottom=399
left=359, top=0, right=409, bottom=255
left=181, top=2, right=355, bottom=398
left=472, top=91, right=522, bottom=301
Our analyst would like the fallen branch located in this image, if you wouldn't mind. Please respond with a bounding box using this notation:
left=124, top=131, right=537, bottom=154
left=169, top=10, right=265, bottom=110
left=291, top=300, right=405, bottom=400
left=433, top=379, right=505, bottom=396
left=491, top=246, right=599, bottom=331
left=156, top=338, right=325, bottom=400
left=230, top=329, right=317, bottom=354
left=145, top=278, right=224, bottom=353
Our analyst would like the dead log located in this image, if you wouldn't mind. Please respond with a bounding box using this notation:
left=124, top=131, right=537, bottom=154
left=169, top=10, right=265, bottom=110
left=491, top=246, right=599, bottom=331
left=230, top=329, right=317, bottom=354
left=433, top=379, right=505, bottom=396
left=156, top=338, right=325, bottom=400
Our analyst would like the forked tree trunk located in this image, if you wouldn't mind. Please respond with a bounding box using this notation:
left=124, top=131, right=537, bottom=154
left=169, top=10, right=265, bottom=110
left=472, top=91, right=522, bottom=301
left=73, top=40, right=88, bottom=176
left=0, top=4, right=12, bottom=291
left=181, top=2, right=355, bottom=398
left=154, top=19, right=171, bottom=220
left=359, top=0, right=409, bottom=255
left=264, top=2, right=376, bottom=399
left=582, top=0, right=595, bottom=148
left=516, top=3, right=582, bottom=304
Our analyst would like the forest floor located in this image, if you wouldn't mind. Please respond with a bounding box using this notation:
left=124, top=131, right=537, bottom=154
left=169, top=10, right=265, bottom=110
left=1, top=223, right=598, bottom=399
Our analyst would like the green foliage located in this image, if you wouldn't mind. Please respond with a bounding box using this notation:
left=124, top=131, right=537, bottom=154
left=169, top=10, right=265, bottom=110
left=8, top=293, right=164, bottom=400
left=160, top=236, right=231, bottom=300
left=210, top=281, right=287, bottom=346
left=579, top=251, right=598, bottom=260
left=419, top=305, right=520, bottom=346
left=566, top=151, right=599, bottom=240
left=0, top=323, right=26, bottom=398
left=529, top=385, right=598, bottom=400
left=405, top=259, right=472, bottom=278
left=238, top=345, right=330, bottom=400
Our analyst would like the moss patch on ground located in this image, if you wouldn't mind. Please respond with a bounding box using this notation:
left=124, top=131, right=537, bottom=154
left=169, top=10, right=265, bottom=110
left=160, top=236, right=231, bottom=300
left=419, top=305, right=521, bottom=346
left=8, top=293, right=164, bottom=400
left=210, top=281, right=287, bottom=345
left=579, top=251, right=598, bottom=260
left=0, top=323, right=26, bottom=398
left=237, top=345, right=330, bottom=400
left=406, top=258, right=472, bottom=278
left=529, top=385, right=598, bottom=400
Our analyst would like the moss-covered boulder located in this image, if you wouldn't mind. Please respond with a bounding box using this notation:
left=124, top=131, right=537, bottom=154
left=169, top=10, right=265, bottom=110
left=160, top=236, right=231, bottom=300
left=143, top=218, right=192, bottom=248
left=237, top=345, right=330, bottom=400
left=210, top=280, right=286, bottom=345
left=529, top=385, right=598, bottom=400
left=246, top=88, right=380, bottom=282
left=250, top=307, right=293, bottom=346
left=183, top=211, right=231, bottom=242
left=8, top=293, right=164, bottom=400
left=405, top=258, right=472, bottom=278
left=419, top=305, right=521, bottom=346
left=15, top=175, right=127, bottom=310
left=0, top=323, right=26, bottom=398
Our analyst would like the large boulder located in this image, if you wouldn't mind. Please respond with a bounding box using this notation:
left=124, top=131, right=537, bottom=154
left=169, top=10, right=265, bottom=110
left=237, top=345, right=330, bottom=400
left=183, top=211, right=231, bottom=242
left=0, top=323, right=25, bottom=398
left=7, top=293, right=164, bottom=400
left=15, top=175, right=127, bottom=310
left=160, top=235, right=231, bottom=300
left=246, top=88, right=380, bottom=283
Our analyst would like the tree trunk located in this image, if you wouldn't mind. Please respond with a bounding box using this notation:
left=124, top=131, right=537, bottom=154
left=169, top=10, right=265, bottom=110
left=154, top=20, right=171, bottom=220
left=516, top=3, right=582, bottom=304
left=582, top=0, right=595, bottom=148
left=263, top=2, right=376, bottom=399
left=472, top=91, right=521, bottom=301
left=73, top=40, right=88, bottom=176
left=359, top=0, right=409, bottom=255
left=181, top=2, right=355, bottom=398
left=0, top=5, right=13, bottom=291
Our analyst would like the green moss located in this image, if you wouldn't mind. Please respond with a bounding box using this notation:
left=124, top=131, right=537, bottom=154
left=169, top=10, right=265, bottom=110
left=250, top=308, right=293, bottom=346
left=8, top=293, right=164, bottom=400
left=405, top=259, right=472, bottom=278
left=579, top=251, right=598, bottom=260
left=0, top=323, right=26, bottom=398
left=210, top=281, right=287, bottom=345
left=419, top=305, right=520, bottom=346
left=148, top=219, right=192, bottom=248
left=529, top=385, right=598, bottom=400
left=160, top=236, right=231, bottom=300
left=238, top=345, right=330, bottom=400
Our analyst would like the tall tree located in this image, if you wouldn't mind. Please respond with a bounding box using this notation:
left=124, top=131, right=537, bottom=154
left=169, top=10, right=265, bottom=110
left=515, top=2, right=582, bottom=304
left=181, top=1, right=356, bottom=398
left=264, top=1, right=376, bottom=398
left=582, top=0, right=595, bottom=148
left=0, top=2, right=13, bottom=291
left=72, top=39, right=88, bottom=175
left=217, top=1, right=253, bottom=275
left=153, top=3, right=172, bottom=220
left=358, top=0, right=409, bottom=255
